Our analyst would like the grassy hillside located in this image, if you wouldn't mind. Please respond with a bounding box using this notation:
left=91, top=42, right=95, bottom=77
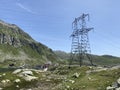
left=0, top=20, right=59, bottom=68
left=54, top=50, right=120, bottom=66
left=92, top=55, right=120, bottom=66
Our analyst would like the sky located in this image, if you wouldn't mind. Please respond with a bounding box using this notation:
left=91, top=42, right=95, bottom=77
left=0, top=0, right=120, bottom=57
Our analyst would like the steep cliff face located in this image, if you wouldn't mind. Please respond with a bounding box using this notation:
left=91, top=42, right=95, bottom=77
left=0, top=20, right=58, bottom=67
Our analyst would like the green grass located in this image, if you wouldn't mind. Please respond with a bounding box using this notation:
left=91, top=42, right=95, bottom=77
left=0, top=44, right=20, bottom=55
left=0, top=66, right=119, bottom=90
left=53, top=66, right=120, bottom=90
left=3, top=80, right=38, bottom=90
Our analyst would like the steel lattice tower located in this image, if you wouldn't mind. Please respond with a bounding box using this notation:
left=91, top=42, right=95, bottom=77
left=69, top=13, right=93, bottom=67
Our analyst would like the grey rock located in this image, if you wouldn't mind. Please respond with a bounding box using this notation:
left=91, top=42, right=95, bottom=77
left=106, top=86, right=115, bottom=90
left=72, top=72, right=80, bottom=78
left=116, top=87, right=120, bottom=90
left=14, top=79, right=21, bottom=83
left=13, top=69, right=22, bottom=74
left=21, top=75, right=38, bottom=81
left=117, top=78, right=120, bottom=86
left=21, top=70, right=33, bottom=76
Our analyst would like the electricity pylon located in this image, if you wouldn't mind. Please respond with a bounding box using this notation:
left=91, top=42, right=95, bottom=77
left=69, top=13, right=93, bottom=67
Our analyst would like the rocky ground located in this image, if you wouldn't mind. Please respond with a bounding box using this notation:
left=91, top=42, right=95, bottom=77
left=0, top=65, right=119, bottom=90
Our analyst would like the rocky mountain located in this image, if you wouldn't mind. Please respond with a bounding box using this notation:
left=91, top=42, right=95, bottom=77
left=0, top=20, right=58, bottom=68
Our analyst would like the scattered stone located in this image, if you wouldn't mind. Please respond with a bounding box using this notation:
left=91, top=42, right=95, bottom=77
left=46, top=79, right=51, bottom=82
left=72, top=72, right=80, bottom=78
left=1, top=79, right=10, bottom=87
left=110, top=66, right=120, bottom=70
left=13, top=69, right=39, bottom=82
left=1, top=79, right=10, bottom=84
left=71, top=80, right=75, bottom=84
left=21, top=70, right=33, bottom=76
left=22, top=75, right=38, bottom=81
left=13, top=69, right=22, bottom=74
left=106, top=77, right=120, bottom=90
left=14, top=79, right=21, bottom=83
left=83, top=86, right=86, bottom=88
left=106, top=86, right=115, bottom=90
left=97, top=66, right=103, bottom=69
left=117, top=78, right=120, bottom=86
left=86, top=70, right=92, bottom=74
left=43, top=68, right=48, bottom=71
left=2, top=73, right=6, bottom=76
left=16, top=85, right=19, bottom=88
left=42, top=74, right=46, bottom=77
left=88, top=77, right=92, bottom=80
left=1, top=80, right=6, bottom=84
left=112, top=82, right=118, bottom=88
left=69, top=80, right=75, bottom=84
left=88, top=66, right=93, bottom=69
left=27, top=89, right=32, bottom=90
left=5, top=79, right=10, bottom=83
left=66, top=85, right=70, bottom=89
left=116, top=87, right=120, bottom=90
left=94, top=68, right=108, bottom=72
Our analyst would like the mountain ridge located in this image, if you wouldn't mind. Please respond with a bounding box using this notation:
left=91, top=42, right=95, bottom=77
left=54, top=50, right=120, bottom=66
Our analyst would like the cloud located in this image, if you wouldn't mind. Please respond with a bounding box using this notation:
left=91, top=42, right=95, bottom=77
left=16, top=2, right=36, bottom=14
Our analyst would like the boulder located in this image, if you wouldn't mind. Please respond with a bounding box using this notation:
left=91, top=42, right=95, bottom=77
left=2, top=73, right=6, bottom=76
left=88, top=77, right=92, bottom=80
left=13, top=69, right=39, bottom=82
left=14, top=79, right=21, bottom=83
left=66, top=85, right=70, bottom=89
left=5, top=79, right=10, bottom=83
left=110, top=66, right=120, bottom=70
left=106, top=86, right=115, bottom=90
left=69, top=80, right=75, bottom=84
left=117, top=78, right=120, bottom=86
left=16, top=85, right=19, bottom=88
left=116, top=87, right=120, bottom=90
left=21, top=70, right=33, bottom=76
left=22, top=75, right=38, bottom=81
left=72, top=72, right=80, bottom=78
left=1, top=80, right=6, bottom=84
left=43, top=68, right=48, bottom=71
left=27, top=89, right=32, bottom=90
left=1, top=79, right=10, bottom=84
left=13, top=69, right=22, bottom=74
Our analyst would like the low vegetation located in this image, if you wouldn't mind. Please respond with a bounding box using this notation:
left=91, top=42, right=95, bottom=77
left=0, top=65, right=119, bottom=90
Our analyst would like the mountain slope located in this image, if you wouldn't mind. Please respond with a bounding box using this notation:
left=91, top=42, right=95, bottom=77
left=54, top=50, right=120, bottom=66
left=0, top=20, right=58, bottom=68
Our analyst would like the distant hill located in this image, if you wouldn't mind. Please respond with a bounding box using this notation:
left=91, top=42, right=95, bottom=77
left=54, top=50, right=120, bottom=66
left=54, top=50, right=70, bottom=60
left=92, top=55, right=120, bottom=66
left=0, top=20, right=59, bottom=68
